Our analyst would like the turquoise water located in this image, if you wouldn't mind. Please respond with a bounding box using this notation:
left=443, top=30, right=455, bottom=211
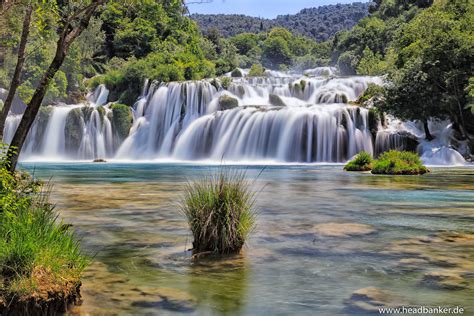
left=21, top=163, right=474, bottom=315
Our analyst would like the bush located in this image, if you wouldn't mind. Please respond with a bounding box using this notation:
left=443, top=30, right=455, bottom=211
left=371, top=150, right=429, bottom=175
left=0, top=144, right=88, bottom=307
left=248, top=63, right=265, bottom=77
left=344, top=151, right=373, bottom=171
left=180, top=170, right=256, bottom=255
left=220, top=77, right=232, bottom=90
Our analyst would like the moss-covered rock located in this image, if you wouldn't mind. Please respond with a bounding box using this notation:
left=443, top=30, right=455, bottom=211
left=231, top=69, right=243, bottom=78
left=218, top=95, right=239, bottom=111
left=97, top=106, right=106, bottom=124
left=372, top=150, right=429, bottom=175
left=300, top=80, right=307, bottom=92
left=65, top=108, right=85, bottom=153
left=81, top=106, right=94, bottom=123
left=269, top=94, right=285, bottom=107
left=236, top=86, right=245, bottom=98
left=110, top=104, right=132, bottom=140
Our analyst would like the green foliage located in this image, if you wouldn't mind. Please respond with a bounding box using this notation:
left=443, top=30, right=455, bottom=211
left=357, top=83, right=385, bottom=104
left=248, top=64, right=265, bottom=77
left=344, top=151, right=373, bottom=171
left=180, top=170, right=256, bottom=255
left=191, top=3, right=370, bottom=41
left=220, top=77, right=232, bottom=90
left=371, top=150, right=429, bottom=175
left=110, top=103, right=132, bottom=139
left=0, top=144, right=88, bottom=298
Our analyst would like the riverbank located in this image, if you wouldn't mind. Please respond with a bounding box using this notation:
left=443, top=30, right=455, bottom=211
left=0, top=165, right=88, bottom=314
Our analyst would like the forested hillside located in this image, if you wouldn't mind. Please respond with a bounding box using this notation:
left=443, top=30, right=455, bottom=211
left=191, top=2, right=370, bottom=41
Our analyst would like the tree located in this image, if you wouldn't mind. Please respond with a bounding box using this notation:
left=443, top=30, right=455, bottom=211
left=0, top=3, right=32, bottom=140
left=7, top=0, right=106, bottom=172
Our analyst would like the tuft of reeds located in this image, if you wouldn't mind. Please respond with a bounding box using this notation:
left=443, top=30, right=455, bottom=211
left=181, top=170, right=256, bottom=255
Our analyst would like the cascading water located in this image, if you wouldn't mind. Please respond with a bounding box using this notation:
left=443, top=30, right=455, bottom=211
left=2, top=69, right=468, bottom=164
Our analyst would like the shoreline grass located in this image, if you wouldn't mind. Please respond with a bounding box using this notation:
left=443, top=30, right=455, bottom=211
left=0, top=145, right=88, bottom=313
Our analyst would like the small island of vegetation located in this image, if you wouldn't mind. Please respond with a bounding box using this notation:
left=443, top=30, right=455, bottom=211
left=345, top=150, right=429, bottom=175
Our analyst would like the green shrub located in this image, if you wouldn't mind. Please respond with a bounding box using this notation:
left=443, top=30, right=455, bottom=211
left=248, top=63, right=265, bottom=77
left=180, top=170, right=256, bottom=255
left=0, top=144, right=88, bottom=302
left=344, top=151, right=373, bottom=171
left=372, top=150, right=429, bottom=175
left=220, top=77, right=232, bottom=90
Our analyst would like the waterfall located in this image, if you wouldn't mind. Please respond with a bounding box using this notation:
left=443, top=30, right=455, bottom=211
left=2, top=68, right=467, bottom=164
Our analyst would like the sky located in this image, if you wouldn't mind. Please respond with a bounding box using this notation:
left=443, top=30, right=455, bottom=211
left=186, top=0, right=370, bottom=19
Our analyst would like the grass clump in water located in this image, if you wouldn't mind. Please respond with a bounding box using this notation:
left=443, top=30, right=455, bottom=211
left=181, top=170, right=256, bottom=255
left=0, top=145, right=88, bottom=311
left=344, top=151, right=373, bottom=171
left=371, top=150, right=429, bottom=175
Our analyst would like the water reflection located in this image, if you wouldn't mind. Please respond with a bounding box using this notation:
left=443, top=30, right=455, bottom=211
left=22, top=163, right=474, bottom=315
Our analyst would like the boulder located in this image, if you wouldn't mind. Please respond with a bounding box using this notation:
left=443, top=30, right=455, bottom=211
left=218, top=95, right=239, bottom=111
left=269, top=94, right=285, bottom=107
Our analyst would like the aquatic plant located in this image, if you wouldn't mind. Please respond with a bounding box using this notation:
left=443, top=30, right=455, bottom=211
left=180, top=170, right=256, bottom=255
left=344, top=151, right=373, bottom=171
left=0, top=144, right=88, bottom=312
left=371, top=150, right=429, bottom=175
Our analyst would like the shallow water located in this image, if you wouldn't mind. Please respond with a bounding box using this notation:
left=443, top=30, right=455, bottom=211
left=21, top=163, right=474, bottom=315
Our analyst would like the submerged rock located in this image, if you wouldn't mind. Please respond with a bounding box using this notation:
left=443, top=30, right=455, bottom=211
left=218, top=95, right=239, bottom=111
left=421, top=270, right=469, bottom=290
left=93, top=159, right=107, bottom=163
left=346, top=287, right=401, bottom=313
left=314, top=223, right=375, bottom=238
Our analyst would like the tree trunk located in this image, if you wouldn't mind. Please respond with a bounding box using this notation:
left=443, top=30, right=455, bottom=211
left=7, top=0, right=104, bottom=172
left=0, top=3, right=33, bottom=140
left=423, top=120, right=434, bottom=141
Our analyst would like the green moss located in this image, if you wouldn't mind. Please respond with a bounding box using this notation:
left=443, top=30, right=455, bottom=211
left=372, top=150, right=429, bottom=175
left=65, top=108, right=84, bottom=153
left=269, top=93, right=285, bottom=107
left=110, top=103, right=132, bottom=140
left=231, top=69, right=243, bottom=78
left=344, top=151, right=373, bottom=171
left=97, top=106, right=106, bottom=124
left=300, top=80, right=307, bottom=92
left=357, top=83, right=384, bottom=105
left=218, top=95, right=239, bottom=111
left=81, top=106, right=94, bottom=123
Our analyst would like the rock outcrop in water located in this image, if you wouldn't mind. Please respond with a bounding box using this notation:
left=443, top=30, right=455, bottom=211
left=2, top=68, right=467, bottom=164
